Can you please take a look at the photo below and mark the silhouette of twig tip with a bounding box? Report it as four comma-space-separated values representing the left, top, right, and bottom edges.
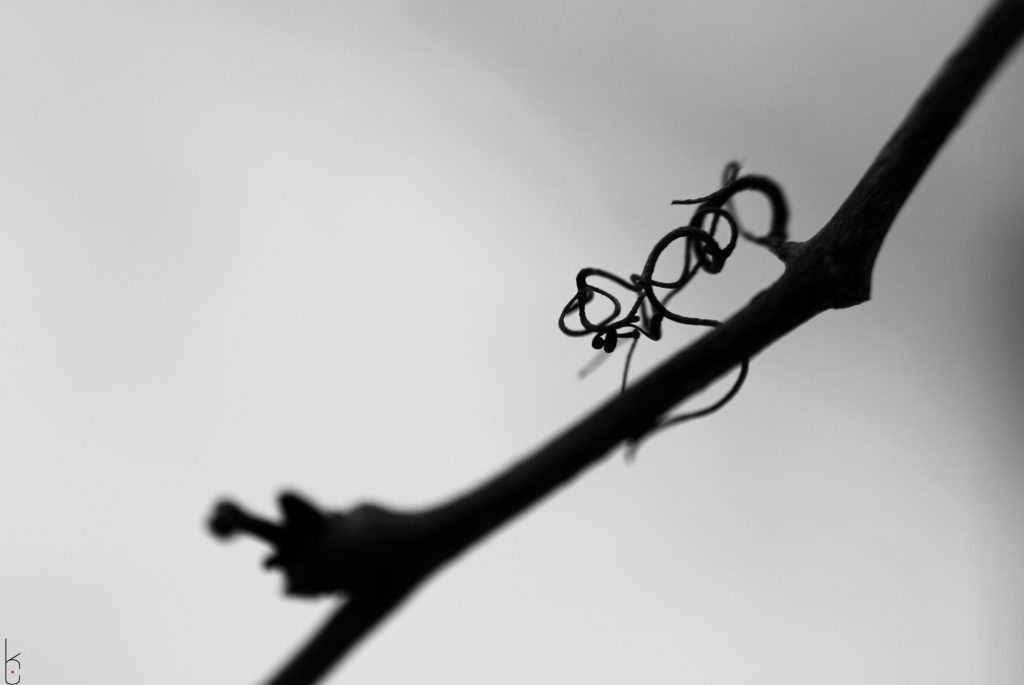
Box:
209, 501, 247, 538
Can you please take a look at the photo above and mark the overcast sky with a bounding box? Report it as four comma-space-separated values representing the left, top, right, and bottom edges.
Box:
1, 2, 1023, 684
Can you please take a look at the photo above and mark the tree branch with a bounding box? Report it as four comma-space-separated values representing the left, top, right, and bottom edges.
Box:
209, 2, 1024, 683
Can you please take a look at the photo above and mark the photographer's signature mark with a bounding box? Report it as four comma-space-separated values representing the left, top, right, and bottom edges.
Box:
4, 638, 20, 684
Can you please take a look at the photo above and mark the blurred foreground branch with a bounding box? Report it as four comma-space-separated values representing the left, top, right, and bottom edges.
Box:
210, 2, 1024, 683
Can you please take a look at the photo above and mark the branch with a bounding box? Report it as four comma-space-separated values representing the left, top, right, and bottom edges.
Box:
209, 2, 1024, 683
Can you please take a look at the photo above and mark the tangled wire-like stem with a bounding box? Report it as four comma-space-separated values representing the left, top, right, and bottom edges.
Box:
558, 162, 788, 450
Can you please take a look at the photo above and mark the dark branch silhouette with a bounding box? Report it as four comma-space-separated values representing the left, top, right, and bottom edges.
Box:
209, 2, 1024, 683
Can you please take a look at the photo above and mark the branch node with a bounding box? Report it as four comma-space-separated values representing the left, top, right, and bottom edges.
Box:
768, 239, 804, 263
209, 492, 436, 598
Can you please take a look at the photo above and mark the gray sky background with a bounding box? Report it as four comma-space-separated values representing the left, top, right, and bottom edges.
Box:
1, 2, 1022, 683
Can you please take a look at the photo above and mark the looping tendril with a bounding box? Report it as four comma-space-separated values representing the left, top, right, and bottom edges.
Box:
557, 161, 789, 455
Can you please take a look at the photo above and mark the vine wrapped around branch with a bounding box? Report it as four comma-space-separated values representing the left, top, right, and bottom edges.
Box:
559, 162, 789, 445
208, 2, 1024, 683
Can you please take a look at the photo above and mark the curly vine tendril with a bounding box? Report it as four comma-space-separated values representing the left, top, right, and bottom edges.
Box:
558, 162, 789, 456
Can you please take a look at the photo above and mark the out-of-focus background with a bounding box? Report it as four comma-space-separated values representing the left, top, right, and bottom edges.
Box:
1, 2, 1022, 683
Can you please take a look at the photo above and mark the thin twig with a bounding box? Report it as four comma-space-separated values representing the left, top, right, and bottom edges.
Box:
211, 2, 1024, 682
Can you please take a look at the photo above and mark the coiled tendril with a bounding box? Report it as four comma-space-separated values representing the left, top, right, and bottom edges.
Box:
558, 162, 789, 453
